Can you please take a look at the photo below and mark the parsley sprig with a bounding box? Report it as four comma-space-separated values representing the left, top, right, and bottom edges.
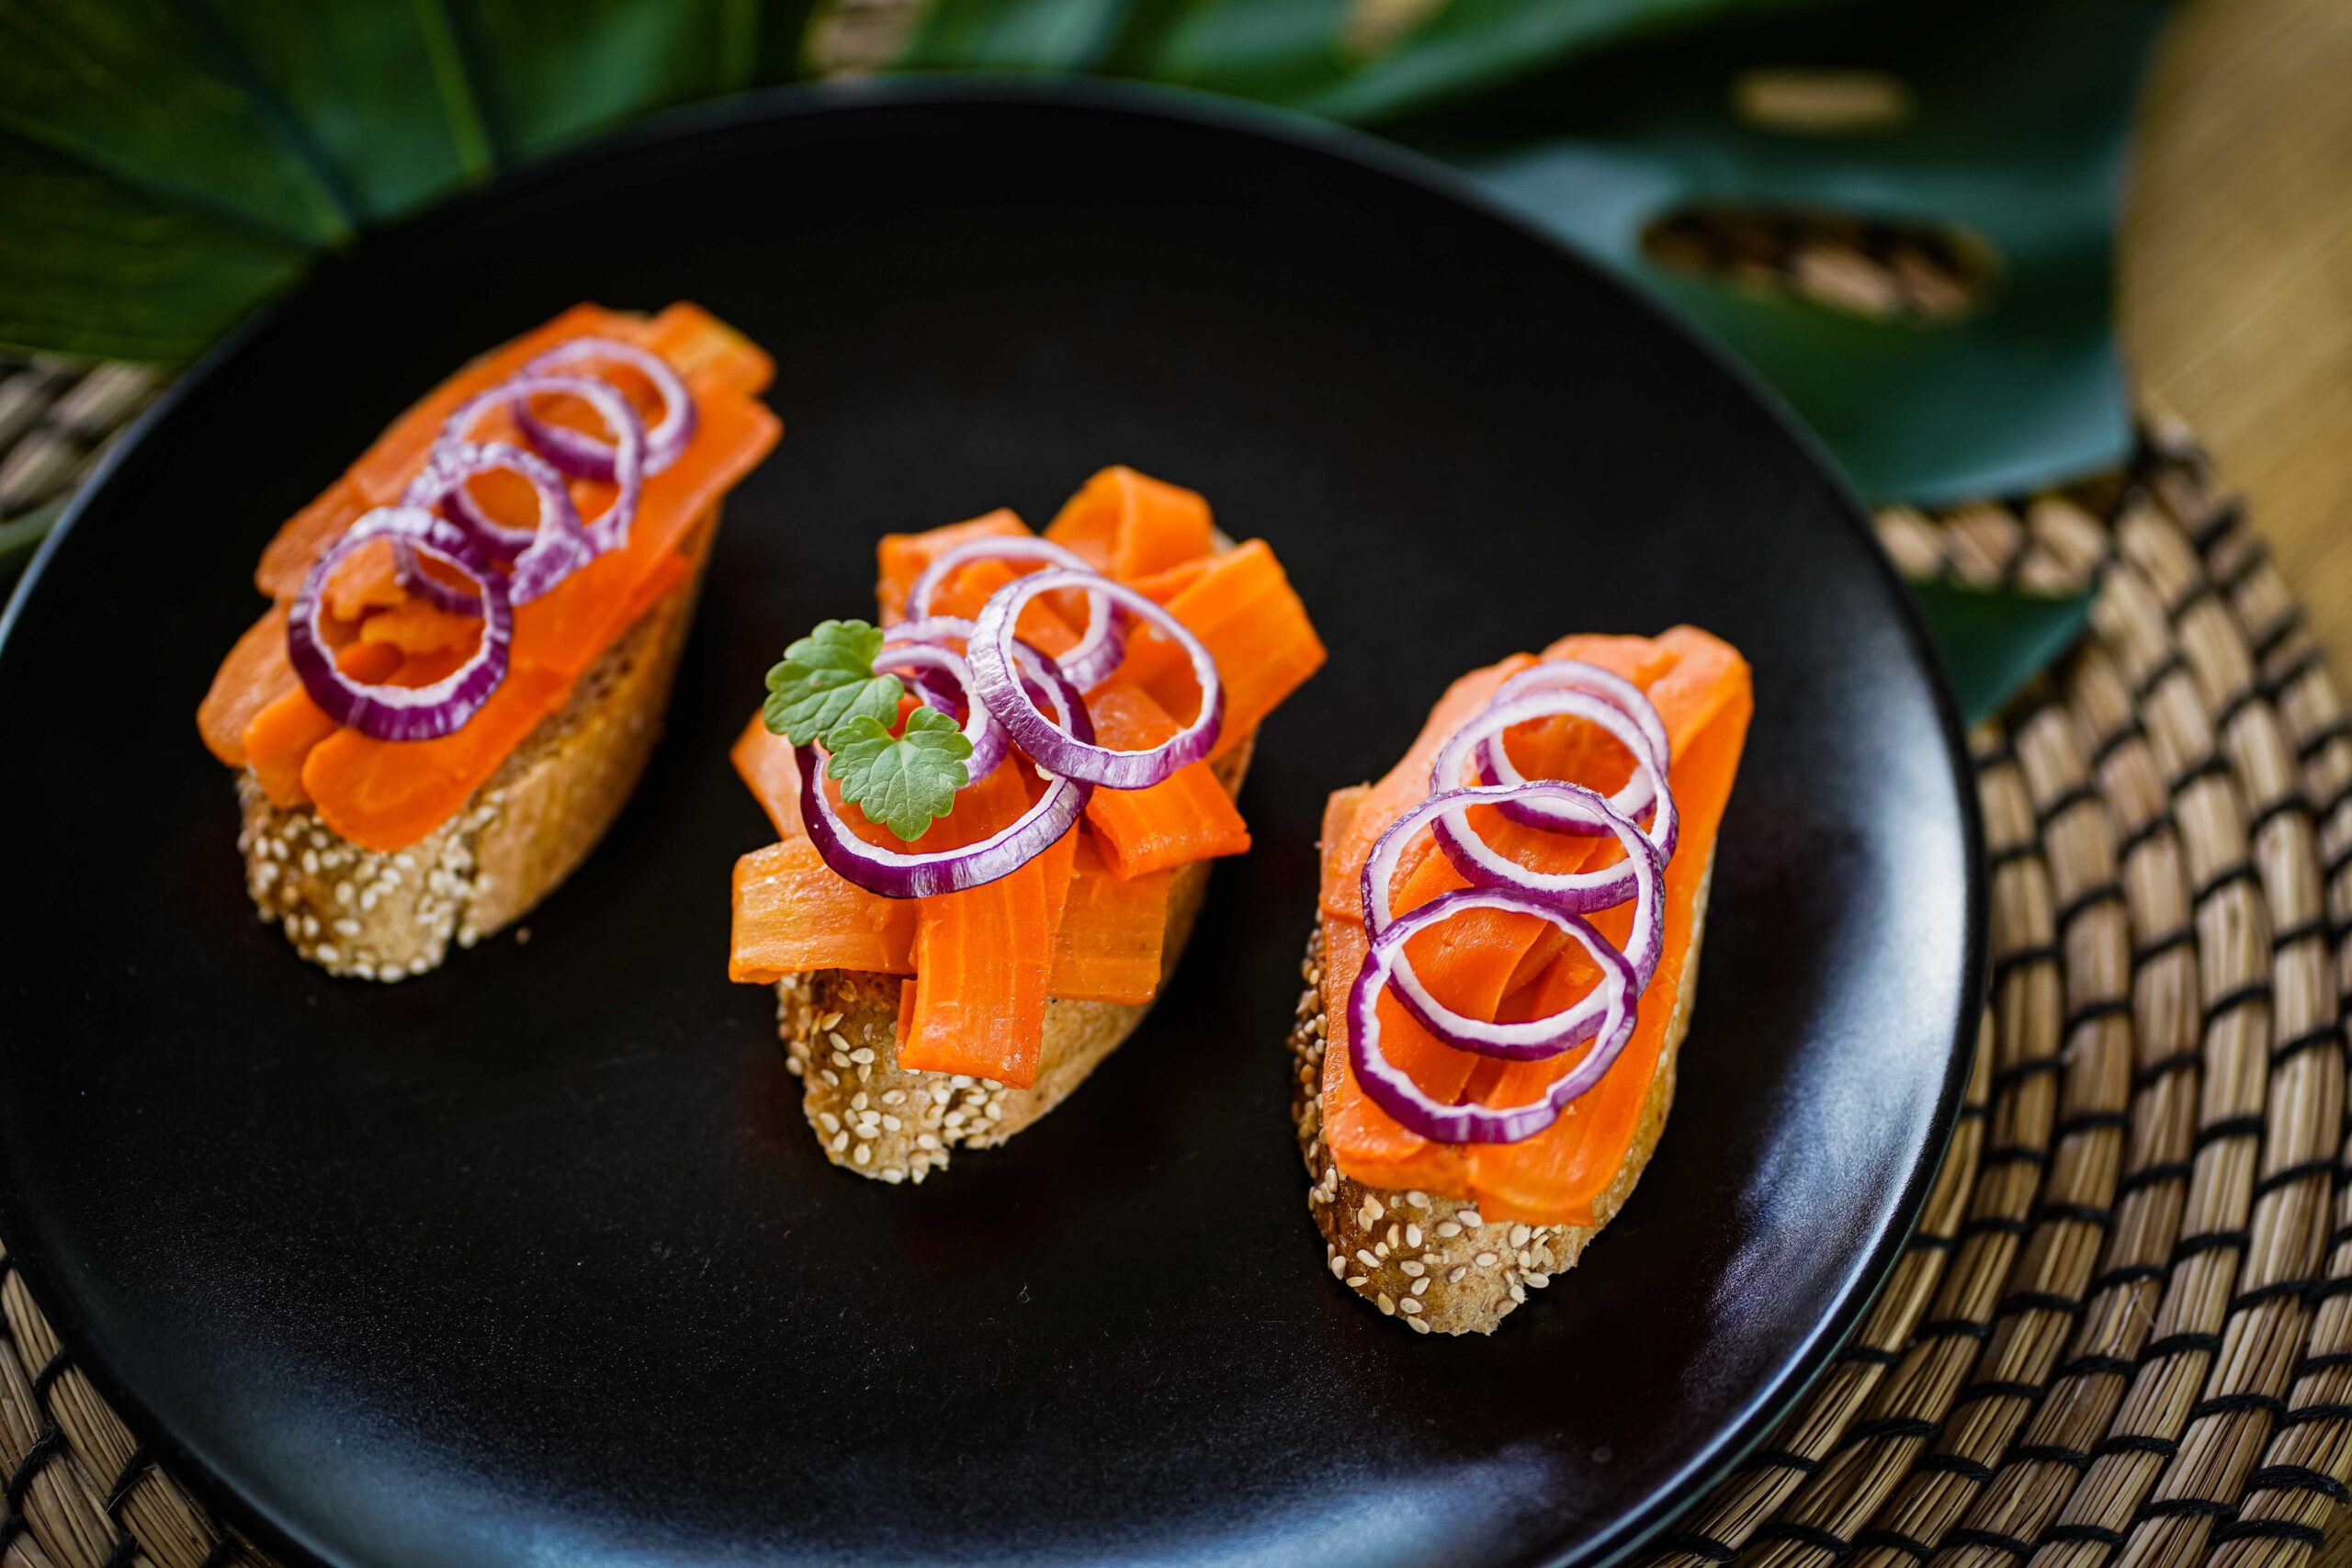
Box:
763, 619, 973, 841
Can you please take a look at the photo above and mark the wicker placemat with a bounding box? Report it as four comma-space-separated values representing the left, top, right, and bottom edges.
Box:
2, 400, 2345, 1566
1651, 414, 2352, 1567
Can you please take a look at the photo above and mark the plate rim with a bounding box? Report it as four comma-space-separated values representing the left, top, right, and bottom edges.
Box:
0, 74, 1986, 1568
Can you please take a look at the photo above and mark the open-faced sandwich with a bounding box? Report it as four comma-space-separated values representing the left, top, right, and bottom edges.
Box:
1296, 627, 1751, 1333
729, 468, 1323, 1183
197, 303, 780, 979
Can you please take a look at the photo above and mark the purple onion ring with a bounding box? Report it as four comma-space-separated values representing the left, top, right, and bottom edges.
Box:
874, 636, 1009, 784
441, 373, 644, 555
1361, 783, 1665, 1052
287, 506, 511, 743
969, 569, 1221, 790
797, 649, 1097, 899
401, 439, 595, 605
1347, 886, 1639, 1144
1437, 690, 1678, 863
516, 336, 695, 479
907, 536, 1127, 692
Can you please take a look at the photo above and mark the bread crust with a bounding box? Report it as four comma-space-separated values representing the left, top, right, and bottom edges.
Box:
774, 739, 1251, 1182
1292, 850, 1714, 1334
234, 513, 714, 981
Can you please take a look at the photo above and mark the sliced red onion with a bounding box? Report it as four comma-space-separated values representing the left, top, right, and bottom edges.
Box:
1491, 660, 1668, 773
515, 337, 695, 478
907, 536, 1127, 692
797, 649, 1097, 898
287, 506, 511, 742
1360, 783, 1664, 1050
969, 569, 1221, 790
401, 438, 594, 604
1428, 783, 1667, 990
1438, 690, 1678, 863
1348, 887, 1638, 1144
874, 637, 1008, 784
442, 373, 644, 554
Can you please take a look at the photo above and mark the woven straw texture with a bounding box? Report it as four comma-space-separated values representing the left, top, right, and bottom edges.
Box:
0, 420, 2343, 1567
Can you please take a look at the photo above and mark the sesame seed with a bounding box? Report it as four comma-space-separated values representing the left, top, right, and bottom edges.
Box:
1399, 1296, 1422, 1314
819, 1112, 842, 1134
1407, 1190, 1430, 1209
1436, 1222, 1462, 1239
1457, 1209, 1483, 1228
831, 1132, 848, 1153
854, 1143, 872, 1165
1408, 1315, 1431, 1335
850, 1047, 876, 1065
1347, 1275, 1369, 1288
1448, 1266, 1468, 1283
315, 943, 339, 964
882, 1115, 902, 1133
1329, 1256, 1347, 1280
1524, 1272, 1552, 1289
1405, 1224, 1423, 1247
917, 1134, 940, 1151
1476, 1251, 1498, 1269
1411, 1276, 1430, 1296
1510, 1224, 1532, 1247
1356, 1249, 1379, 1269
1398, 1259, 1425, 1278
1376, 1293, 1396, 1316
879, 1168, 905, 1184
851, 1091, 869, 1111
1385, 1223, 1400, 1247
1363, 1196, 1385, 1222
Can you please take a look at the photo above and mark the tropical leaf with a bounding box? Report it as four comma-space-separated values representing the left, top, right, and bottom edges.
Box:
201, 0, 494, 220
0, 0, 352, 244
1905, 578, 2095, 727
0, 133, 310, 362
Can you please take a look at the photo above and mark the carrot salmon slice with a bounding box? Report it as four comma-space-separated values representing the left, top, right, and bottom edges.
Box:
1318, 626, 1752, 1225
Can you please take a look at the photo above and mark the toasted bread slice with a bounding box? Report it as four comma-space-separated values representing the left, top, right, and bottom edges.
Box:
774, 739, 1252, 1183
235, 512, 716, 981
1291, 848, 1715, 1335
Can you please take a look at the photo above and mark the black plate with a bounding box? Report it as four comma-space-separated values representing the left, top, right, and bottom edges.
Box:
0, 84, 1981, 1568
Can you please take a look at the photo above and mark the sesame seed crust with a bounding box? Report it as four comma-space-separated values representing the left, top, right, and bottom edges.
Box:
232, 513, 714, 982
1292, 846, 1713, 1336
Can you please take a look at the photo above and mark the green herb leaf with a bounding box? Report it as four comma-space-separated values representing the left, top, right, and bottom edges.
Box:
825, 705, 974, 840
763, 618, 905, 744
1905, 578, 2096, 727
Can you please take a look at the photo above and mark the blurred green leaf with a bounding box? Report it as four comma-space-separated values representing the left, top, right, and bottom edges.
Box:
902, 0, 1129, 72
1905, 578, 2094, 727
0, 133, 310, 362
0, 0, 353, 244
202, 0, 493, 220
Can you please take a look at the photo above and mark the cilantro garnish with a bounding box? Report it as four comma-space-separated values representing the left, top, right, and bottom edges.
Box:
825, 705, 973, 840
763, 618, 975, 841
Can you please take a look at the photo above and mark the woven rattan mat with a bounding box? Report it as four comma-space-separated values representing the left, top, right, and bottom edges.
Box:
3, 413, 2347, 1564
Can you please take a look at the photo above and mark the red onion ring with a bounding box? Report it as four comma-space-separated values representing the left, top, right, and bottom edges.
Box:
969, 569, 1221, 790
441, 373, 644, 554
1436, 690, 1678, 863
907, 536, 1127, 691
1361, 783, 1664, 1052
515, 337, 695, 479
1348, 887, 1638, 1144
287, 506, 512, 742
797, 649, 1095, 898
873, 637, 1009, 784
401, 439, 594, 605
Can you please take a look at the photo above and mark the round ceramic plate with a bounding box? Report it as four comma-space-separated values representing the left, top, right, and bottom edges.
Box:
0, 84, 1981, 1568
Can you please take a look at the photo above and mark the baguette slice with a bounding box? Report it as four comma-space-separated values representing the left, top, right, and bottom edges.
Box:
236, 513, 715, 981
775, 739, 1251, 1183
1292, 848, 1715, 1336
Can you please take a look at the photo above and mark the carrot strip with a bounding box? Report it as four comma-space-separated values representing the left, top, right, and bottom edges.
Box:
1078, 678, 1250, 876
242, 687, 339, 808
1116, 539, 1325, 759
643, 302, 775, 398
256, 479, 368, 601
730, 714, 806, 840
729, 839, 917, 983
876, 509, 1027, 624
1047, 834, 1171, 1005
356, 596, 480, 655
898, 769, 1056, 1087
198, 605, 296, 767
1044, 466, 1215, 581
